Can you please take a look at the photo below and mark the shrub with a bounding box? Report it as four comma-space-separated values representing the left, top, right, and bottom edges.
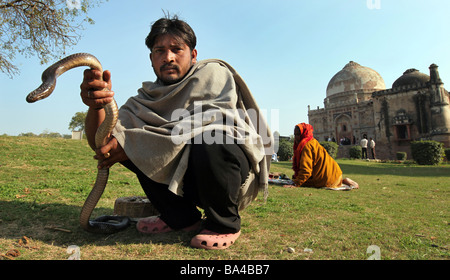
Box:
349, 145, 362, 159
277, 140, 293, 161
444, 148, 450, 162
320, 141, 339, 158
411, 140, 444, 165
396, 152, 407, 161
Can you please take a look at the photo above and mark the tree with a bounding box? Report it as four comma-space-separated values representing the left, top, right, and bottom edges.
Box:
69, 110, 87, 131
0, 0, 106, 77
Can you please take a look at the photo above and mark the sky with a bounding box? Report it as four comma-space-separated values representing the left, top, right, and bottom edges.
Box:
2, 0, 450, 137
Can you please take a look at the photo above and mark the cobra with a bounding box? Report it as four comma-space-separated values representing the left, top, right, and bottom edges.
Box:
26, 53, 130, 234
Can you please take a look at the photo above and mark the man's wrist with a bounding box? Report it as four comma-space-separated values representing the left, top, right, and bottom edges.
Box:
90, 106, 104, 111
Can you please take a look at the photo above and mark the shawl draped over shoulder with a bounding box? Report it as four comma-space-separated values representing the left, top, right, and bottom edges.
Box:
112, 59, 273, 210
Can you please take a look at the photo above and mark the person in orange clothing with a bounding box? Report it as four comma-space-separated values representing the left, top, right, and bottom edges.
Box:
291, 123, 359, 190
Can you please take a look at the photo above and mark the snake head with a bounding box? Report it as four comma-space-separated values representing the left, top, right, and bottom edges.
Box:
26, 81, 56, 103
26, 69, 57, 103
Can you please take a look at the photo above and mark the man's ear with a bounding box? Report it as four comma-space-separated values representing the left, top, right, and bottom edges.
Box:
191, 49, 198, 64
149, 53, 153, 66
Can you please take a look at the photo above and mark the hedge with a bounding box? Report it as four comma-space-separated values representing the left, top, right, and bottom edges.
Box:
277, 140, 293, 161
396, 152, 407, 161
411, 140, 444, 165
319, 141, 338, 158
445, 148, 450, 161
349, 145, 362, 159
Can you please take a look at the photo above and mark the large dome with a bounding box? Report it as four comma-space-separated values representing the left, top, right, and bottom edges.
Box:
326, 61, 386, 97
392, 68, 430, 88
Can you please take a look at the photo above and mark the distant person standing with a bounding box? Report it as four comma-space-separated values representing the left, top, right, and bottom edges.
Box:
369, 137, 376, 159
360, 135, 368, 159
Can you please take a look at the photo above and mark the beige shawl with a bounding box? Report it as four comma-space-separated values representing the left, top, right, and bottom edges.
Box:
113, 59, 272, 210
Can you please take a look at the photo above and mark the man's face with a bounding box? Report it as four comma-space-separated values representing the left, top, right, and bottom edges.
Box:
150, 34, 197, 85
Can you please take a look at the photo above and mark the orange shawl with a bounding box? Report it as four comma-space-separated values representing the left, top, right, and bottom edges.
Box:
292, 123, 314, 177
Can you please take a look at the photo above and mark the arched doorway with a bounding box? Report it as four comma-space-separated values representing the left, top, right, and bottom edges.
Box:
334, 114, 353, 145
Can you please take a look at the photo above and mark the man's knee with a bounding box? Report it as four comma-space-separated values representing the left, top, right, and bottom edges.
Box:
189, 142, 250, 184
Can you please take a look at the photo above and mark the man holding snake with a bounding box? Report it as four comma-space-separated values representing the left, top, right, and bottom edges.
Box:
79, 15, 272, 250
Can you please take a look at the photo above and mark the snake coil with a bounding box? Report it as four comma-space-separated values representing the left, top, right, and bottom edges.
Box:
27, 53, 130, 234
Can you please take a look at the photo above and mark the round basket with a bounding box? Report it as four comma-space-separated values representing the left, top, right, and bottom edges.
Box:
113, 196, 159, 218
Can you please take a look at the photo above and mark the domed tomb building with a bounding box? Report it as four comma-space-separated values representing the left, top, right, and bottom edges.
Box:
308, 61, 450, 159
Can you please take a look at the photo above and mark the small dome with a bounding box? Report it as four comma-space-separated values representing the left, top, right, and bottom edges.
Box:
392, 68, 430, 88
326, 61, 386, 97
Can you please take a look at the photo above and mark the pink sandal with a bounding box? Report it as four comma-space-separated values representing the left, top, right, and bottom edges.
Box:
190, 229, 241, 250
136, 216, 200, 234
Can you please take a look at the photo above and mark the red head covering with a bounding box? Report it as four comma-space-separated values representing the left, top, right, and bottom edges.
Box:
292, 123, 314, 176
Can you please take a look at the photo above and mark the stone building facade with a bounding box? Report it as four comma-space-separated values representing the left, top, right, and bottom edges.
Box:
308, 61, 450, 159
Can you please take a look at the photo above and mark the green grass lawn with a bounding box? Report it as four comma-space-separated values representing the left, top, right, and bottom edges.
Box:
0, 136, 448, 260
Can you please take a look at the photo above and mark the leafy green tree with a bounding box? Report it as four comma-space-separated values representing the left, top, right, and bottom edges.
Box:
69, 110, 87, 132
18, 132, 37, 137
39, 130, 62, 138
0, 0, 106, 77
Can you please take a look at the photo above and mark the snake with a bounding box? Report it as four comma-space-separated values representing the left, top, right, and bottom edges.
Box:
26, 53, 130, 234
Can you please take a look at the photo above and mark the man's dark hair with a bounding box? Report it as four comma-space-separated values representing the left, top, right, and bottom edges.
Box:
145, 15, 197, 51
